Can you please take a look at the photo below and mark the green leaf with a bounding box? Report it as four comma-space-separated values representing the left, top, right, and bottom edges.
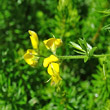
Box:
84, 56, 89, 63
78, 38, 87, 51
70, 41, 84, 52
102, 24, 110, 30
29, 97, 38, 106
87, 43, 92, 51
74, 50, 85, 55
89, 47, 97, 57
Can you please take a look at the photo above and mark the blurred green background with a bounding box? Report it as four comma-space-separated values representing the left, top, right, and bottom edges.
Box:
0, 0, 110, 110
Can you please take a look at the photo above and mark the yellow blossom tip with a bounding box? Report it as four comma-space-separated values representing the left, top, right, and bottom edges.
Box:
28, 30, 39, 49
28, 30, 36, 35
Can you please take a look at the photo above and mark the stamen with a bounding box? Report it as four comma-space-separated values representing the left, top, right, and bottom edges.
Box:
45, 78, 51, 83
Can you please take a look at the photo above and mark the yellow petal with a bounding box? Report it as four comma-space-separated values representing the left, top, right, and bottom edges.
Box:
43, 55, 59, 67
28, 30, 38, 49
47, 63, 59, 76
43, 38, 56, 49
24, 49, 38, 67
55, 39, 62, 47
43, 40, 49, 49
51, 75, 62, 86
27, 49, 38, 55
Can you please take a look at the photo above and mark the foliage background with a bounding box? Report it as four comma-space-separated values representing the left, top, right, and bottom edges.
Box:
0, 0, 110, 110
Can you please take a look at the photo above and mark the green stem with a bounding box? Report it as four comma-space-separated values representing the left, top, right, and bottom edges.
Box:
58, 54, 110, 59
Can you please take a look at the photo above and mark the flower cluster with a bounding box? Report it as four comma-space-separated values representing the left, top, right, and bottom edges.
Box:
24, 30, 62, 86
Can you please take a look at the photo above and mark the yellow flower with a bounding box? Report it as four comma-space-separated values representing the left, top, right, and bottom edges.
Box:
24, 49, 39, 67
43, 55, 62, 85
43, 38, 62, 53
43, 55, 59, 67
48, 63, 61, 85
28, 30, 39, 49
